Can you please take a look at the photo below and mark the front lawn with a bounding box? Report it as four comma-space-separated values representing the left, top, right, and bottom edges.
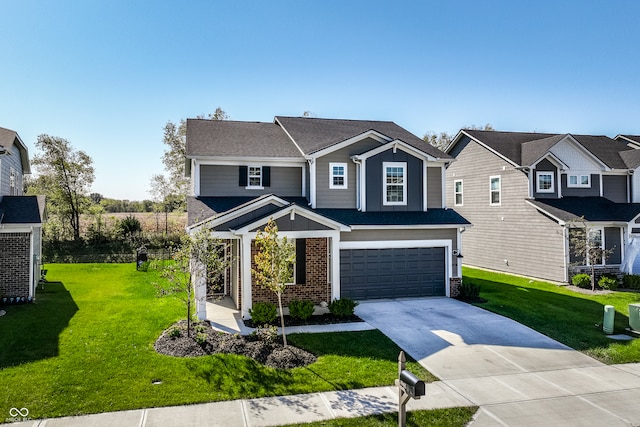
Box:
463, 266, 640, 364
0, 264, 432, 420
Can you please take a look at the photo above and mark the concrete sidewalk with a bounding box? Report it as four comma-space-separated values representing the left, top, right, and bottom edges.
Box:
9, 384, 474, 427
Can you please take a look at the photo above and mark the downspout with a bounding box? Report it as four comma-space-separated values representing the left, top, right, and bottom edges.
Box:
352, 157, 362, 211
307, 158, 316, 208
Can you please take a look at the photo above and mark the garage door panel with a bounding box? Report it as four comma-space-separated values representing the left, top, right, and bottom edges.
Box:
340, 247, 446, 299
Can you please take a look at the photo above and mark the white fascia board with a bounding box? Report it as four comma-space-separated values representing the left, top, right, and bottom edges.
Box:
562, 135, 610, 171
239, 229, 340, 240
340, 239, 452, 250
349, 223, 468, 230
191, 157, 306, 167
352, 140, 438, 162
310, 130, 391, 158
231, 204, 350, 234
524, 200, 567, 225
530, 152, 569, 170
443, 130, 467, 154
187, 195, 290, 232
0, 225, 37, 232
457, 130, 521, 168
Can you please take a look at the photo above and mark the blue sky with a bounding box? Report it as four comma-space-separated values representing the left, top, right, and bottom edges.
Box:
2, 1, 639, 200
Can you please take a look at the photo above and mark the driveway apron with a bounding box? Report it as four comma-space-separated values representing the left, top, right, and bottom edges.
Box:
356, 298, 640, 426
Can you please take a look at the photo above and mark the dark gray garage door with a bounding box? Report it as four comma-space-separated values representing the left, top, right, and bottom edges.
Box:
340, 247, 446, 299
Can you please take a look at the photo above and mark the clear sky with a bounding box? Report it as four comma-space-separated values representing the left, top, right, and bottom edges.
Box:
2, 1, 639, 200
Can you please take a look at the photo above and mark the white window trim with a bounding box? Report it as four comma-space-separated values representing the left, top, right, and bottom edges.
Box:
454, 179, 463, 206
490, 175, 501, 206
9, 167, 16, 195
383, 162, 407, 206
536, 171, 554, 193
329, 162, 348, 189
567, 174, 591, 188
246, 166, 263, 189
587, 227, 605, 266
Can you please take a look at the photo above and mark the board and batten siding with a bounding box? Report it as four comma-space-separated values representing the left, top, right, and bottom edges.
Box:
602, 175, 628, 203
533, 159, 558, 199
446, 136, 566, 282
561, 174, 600, 197
426, 166, 443, 208
0, 144, 24, 195
199, 165, 302, 197
315, 138, 380, 209
365, 148, 423, 212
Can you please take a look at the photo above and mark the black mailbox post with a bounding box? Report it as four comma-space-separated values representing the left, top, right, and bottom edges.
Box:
400, 369, 425, 398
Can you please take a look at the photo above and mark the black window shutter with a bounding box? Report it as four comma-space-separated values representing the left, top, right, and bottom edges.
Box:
296, 238, 306, 284
239, 166, 248, 186
262, 166, 271, 187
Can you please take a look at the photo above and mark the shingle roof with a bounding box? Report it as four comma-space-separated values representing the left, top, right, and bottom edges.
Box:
618, 135, 640, 145
463, 130, 636, 169
0, 127, 30, 173
0, 196, 45, 224
275, 116, 451, 159
0, 127, 18, 150
314, 208, 470, 226
527, 197, 640, 222
187, 196, 310, 226
185, 119, 303, 158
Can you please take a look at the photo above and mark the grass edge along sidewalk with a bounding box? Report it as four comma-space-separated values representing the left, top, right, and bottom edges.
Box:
463, 266, 640, 364
0, 263, 435, 421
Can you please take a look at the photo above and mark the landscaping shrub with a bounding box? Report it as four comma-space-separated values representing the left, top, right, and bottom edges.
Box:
167, 326, 181, 338
328, 298, 358, 317
457, 281, 481, 300
598, 275, 618, 291
254, 324, 278, 343
249, 302, 277, 325
194, 332, 208, 345
288, 299, 315, 320
572, 273, 591, 289
623, 274, 640, 290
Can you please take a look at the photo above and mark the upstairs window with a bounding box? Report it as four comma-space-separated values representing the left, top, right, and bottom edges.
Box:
490, 175, 501, 205
454, 180, 463, 206
239, 166, 270, 188
568, 174, 591, 188
329, 163, 347, 189
383, 162, 406, 206
9, 167, 16, 195
536, 171, 554, 193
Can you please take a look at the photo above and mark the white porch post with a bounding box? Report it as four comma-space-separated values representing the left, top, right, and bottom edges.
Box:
241, 235, 253, 319
194, 259, 207, 320
331, 232, 341, 301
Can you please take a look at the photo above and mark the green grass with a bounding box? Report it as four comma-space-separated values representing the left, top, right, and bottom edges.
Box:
463, 266, 640, 364
280, 407, 477, 426
0, 263, 433, 421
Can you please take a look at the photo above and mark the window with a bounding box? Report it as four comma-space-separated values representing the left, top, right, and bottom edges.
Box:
248, 166, 262, 188
490, 176, 501, 205
454, 180, 463, 206
286, 238, 306, 285
568, 174, 591, 188
536, 171, 554, 193
9, 167, 16, 195
383, 162, 406, 205
588, 228, 604, 265
329, 163, 347, 189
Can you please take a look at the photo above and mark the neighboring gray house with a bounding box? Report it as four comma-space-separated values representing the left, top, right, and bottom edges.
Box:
0, 127, 45, 303
445, 130, 640, 283
186, 116, 470, 319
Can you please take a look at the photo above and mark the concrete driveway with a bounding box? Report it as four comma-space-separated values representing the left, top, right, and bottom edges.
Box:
356, 297, 640, 426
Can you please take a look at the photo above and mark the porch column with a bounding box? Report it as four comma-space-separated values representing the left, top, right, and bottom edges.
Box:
193, 259, 207, 320
241, 235, 253, 319
331, 233, 340, 301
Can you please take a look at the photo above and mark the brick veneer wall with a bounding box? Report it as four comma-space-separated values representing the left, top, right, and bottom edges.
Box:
0, 233, 31, 298
251, 237, 331, 306
449, 277, 462, 298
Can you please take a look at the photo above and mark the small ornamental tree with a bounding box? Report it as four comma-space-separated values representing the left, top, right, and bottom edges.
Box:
568, 217, 614, 291
157, 228, 229, 337
252, 219, 296, 347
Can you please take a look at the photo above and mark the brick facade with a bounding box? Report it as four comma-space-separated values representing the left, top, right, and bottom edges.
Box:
251, 237, 331, 306
0, 233, 31, 298
449, 277, 462, 298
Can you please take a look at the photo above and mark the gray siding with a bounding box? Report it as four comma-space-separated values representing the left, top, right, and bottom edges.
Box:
215, 204, 280, 231
315, 138, 380, 209
561, 174, 600, 197
0, 145, 24, 195
446, 138, 566, 282
427, 167, 443, 208
365, 148, 423, 212
533, 159, 558, 199
602, 175, 628, 203
199, 165, 302, 197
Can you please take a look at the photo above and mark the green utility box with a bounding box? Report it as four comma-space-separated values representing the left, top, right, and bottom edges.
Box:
629, 303, 640, 332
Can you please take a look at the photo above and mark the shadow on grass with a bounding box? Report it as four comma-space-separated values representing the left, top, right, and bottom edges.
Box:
0, 281, 78, 369
463, 275, 634, 353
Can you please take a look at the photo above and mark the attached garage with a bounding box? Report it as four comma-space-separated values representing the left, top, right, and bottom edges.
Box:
340, 246, 446, 299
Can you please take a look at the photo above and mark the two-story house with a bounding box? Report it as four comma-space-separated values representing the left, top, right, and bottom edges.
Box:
186, 116, 470, 319
445, 129, 640, 283
0, 127, 45, 303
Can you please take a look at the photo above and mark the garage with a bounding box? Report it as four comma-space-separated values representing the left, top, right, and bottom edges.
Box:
340, 247, 446, 299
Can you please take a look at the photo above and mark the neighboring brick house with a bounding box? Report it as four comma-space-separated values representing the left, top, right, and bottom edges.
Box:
445, 130, 640, 283
0, 127, 45, 303
186, 116, 470, 319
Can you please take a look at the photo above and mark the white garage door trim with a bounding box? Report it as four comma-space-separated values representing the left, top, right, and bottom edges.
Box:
339, 239, 452, 297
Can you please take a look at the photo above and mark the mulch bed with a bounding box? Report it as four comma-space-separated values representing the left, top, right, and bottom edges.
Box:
154, 320, 317, 369
242, 313, 363, 329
